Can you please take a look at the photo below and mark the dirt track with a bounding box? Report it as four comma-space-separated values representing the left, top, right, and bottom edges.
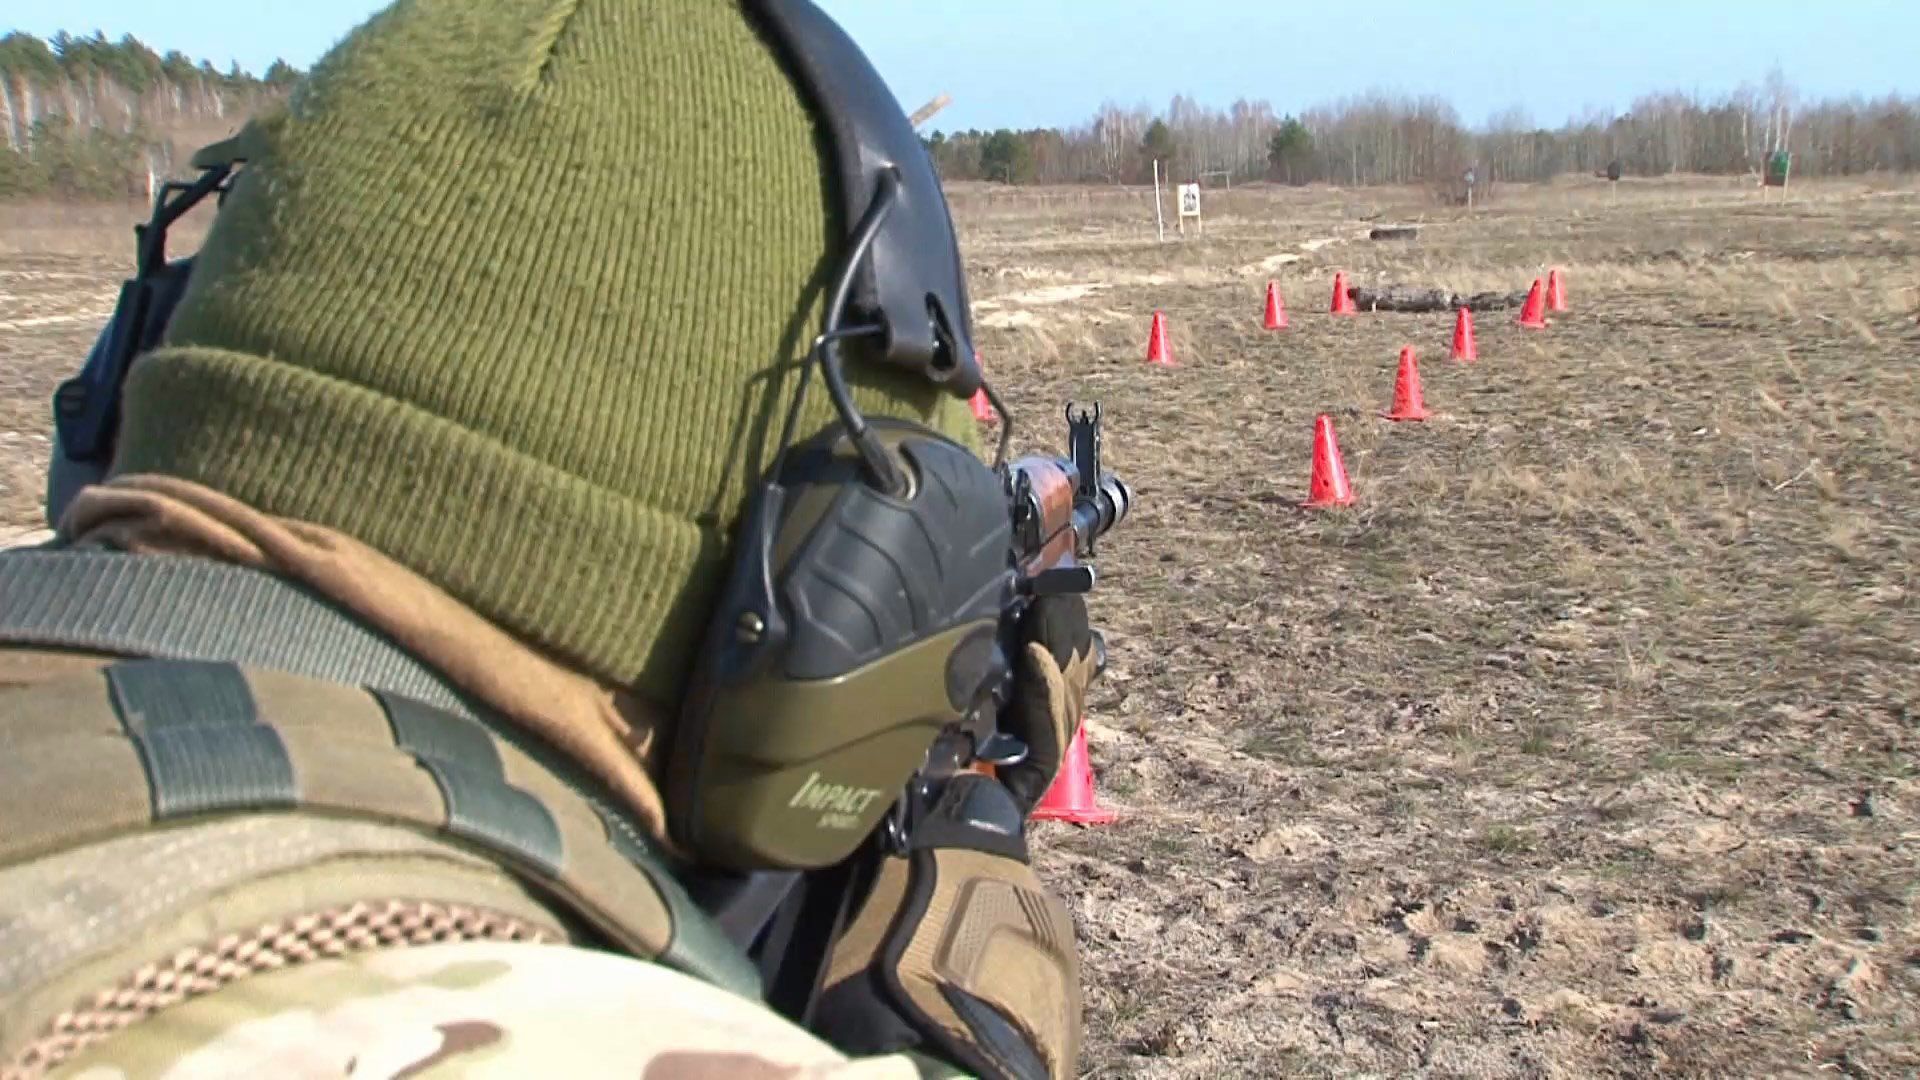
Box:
4, 178, 1919, 1076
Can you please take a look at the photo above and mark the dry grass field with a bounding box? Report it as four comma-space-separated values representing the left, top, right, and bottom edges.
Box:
0, 201, 179, 539
3, 174, 1918, 1077
951, 174, 1920, 1078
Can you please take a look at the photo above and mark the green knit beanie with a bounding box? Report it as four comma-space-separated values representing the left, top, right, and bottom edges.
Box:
112, 0, 979, 703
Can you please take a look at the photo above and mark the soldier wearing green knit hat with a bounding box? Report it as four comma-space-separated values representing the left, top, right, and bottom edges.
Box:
0, 2, 1100, 1077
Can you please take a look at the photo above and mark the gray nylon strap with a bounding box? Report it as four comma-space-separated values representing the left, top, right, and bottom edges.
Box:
106, 660, 298, 817
140, 726, 299, 817
597, 804, 760, 995
414, 757, 566, 878
0, 549, 668, 879
378, 690, 504, 773
107, 658, 256, 733
374, 690, 565, 878
0, 549, 478, 720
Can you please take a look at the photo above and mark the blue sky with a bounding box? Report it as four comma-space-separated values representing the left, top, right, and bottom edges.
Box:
8, 2, 1917, 132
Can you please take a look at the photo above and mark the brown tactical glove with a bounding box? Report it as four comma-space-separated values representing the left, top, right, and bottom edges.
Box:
813, 775, 1082, 1080
999, 593, 1099, 815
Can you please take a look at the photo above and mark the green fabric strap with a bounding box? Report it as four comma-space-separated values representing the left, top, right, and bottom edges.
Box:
108, 660, 300, 818
377, 689, 566, 876
0, 549, 479, 719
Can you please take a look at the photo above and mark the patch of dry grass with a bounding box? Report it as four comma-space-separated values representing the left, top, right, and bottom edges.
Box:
958, 176, 1919, 1077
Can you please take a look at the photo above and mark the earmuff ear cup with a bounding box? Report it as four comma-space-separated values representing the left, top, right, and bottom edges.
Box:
771, 423, 1006, 679
669, 420, 1012, 870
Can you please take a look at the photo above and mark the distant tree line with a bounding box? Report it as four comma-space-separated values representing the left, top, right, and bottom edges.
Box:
0, 31, 293, 199
4, 34, 1916, 202
927, 70, 1920, 194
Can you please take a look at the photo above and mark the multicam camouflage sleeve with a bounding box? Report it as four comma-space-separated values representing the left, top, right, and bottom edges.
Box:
49, 940, 966, 1080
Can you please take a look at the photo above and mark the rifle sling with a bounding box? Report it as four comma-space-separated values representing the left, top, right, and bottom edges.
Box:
0, 548, 479, 717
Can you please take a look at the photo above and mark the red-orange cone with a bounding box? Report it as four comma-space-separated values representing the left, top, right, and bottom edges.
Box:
1451, 307, 1478, 361
1546, 268, 1568, 312
1330, 272, 1357, 315
968, 351, 995, 422
1301, 414, 1354, 508
1145, 310, 1175, 365
1031, 725, 1117, 825
1517, 279, 1548, 329
1263, 281, 1289, 329
1381, 346, 1431, 422
969, 387, 993, 422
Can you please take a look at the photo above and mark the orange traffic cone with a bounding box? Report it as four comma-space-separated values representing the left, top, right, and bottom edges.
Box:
1381, 346, 1431, 422
1031, 725, 1118, 825
1330, 272, 1357, 315
1264, 281, 1289, 329
1301, 414, 1354, 508
969, 387, 994, 422
968, 351, 995, 422
1517, 279, 1548, 329
1145, 310, 1175, 365
1546, 268, 1568, 312
1451, 307, 1478, 361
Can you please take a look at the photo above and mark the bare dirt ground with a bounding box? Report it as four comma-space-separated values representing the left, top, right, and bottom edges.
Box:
949, 175, 1920, 1078
4, 176, 1917, 1077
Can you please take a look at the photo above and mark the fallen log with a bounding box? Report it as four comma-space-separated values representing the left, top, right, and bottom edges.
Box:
1368, 226, 1420, 241
1348, 285, 1530, 313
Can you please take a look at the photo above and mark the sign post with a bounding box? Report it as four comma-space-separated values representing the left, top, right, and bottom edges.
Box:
1176, 182, 1201, 236
1607, 158, 1622, 205
1463, 167, 1476, 213
1152, 159, 1166, 242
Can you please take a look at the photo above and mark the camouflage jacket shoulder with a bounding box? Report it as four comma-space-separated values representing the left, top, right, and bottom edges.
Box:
0, 653, 901, 1076
48, 940, 963, 1079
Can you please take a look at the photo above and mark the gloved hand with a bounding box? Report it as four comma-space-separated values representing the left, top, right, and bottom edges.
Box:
998, 593, 1099, 815
812, 774, 1081, 1080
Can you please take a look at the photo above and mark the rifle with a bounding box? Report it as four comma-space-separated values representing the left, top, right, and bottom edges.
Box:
740, 401, 1133, 1022
910, 401, 1133, 792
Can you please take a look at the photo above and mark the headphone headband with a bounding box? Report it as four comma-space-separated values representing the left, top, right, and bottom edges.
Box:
746, 0, 981, 396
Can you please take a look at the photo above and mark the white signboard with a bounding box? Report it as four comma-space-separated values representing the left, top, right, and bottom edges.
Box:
1176, 182, 1202, 234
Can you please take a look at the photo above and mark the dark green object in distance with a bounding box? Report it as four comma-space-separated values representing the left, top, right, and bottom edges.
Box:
1765, 150, 1791, 187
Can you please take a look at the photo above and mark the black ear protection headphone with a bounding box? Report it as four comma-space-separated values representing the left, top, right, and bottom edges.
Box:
665, 0, 1036, 877
46, 0, 1023, 870
662, 6, 1047, 1020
